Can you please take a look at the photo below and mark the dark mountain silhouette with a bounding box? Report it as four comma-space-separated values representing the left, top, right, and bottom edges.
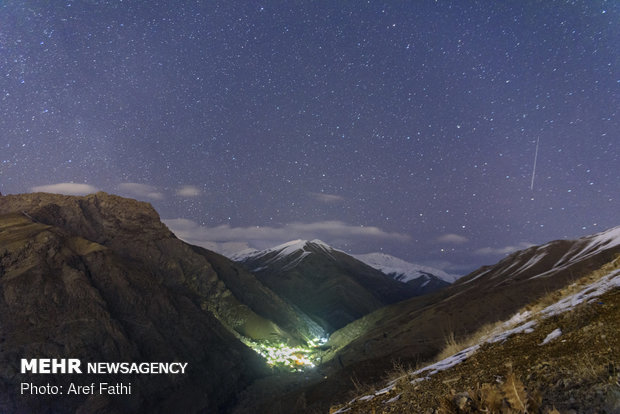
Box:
2, 192, 617, 413
243, 226, 620, 413
234, 240, 423, 333
0, 192, 320, 413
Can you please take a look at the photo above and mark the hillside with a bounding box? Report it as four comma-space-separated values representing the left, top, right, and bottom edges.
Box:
331, 257, 620, 413
2, 192, 618, 413
245, 226, 620, 413
0, 211, 264, 413
323, 226, 620, 369
353, 252, 456, 294
234, 240, 422, 333
0, 192, 321, 413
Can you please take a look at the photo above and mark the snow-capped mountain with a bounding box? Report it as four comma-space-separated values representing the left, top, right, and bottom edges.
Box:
353, 252, 461, 284
232, 239, 426, 332
231, 239, 340, 271
461, 224, 620, 286
324, 224, 620, 383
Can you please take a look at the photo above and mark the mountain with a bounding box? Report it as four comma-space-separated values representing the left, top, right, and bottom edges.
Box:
332, 256, 620, 413
0, 192, 321, 413
353, 252, 458, 294
249, 226, 620, 413
326, 225, 620, 368
353, 252, 459, 283
4, 191, 618, 413
233, 240, 423, 333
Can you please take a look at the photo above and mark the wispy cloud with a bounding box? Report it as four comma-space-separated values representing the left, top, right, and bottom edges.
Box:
117, 183, 164, 200
164, 218, 411, 256
31, 182, 98, 195
474, 242, 535, 256
309, 192, 345, 203
436, 233, 469, 244
177, 185, 201, 197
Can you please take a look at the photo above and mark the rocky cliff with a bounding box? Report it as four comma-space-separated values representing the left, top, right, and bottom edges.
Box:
0, 192, 318, 413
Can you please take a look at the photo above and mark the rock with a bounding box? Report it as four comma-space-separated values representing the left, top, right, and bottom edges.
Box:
604, 387, 620, 413
453, 392, 471, 411
0, 192, 323, 413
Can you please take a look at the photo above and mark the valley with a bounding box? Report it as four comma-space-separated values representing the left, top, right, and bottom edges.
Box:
0, 192, 618, 413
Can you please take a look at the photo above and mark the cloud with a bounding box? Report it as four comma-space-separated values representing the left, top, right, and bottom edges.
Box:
437, 233, 469, 244
163, 218, 411, 256
177, 185, 201, 197
117, 183, 164, 200
474, 242, 535, 256
309, 192, 345, 203
192, 241, 252, 257
31, 182, 98, 195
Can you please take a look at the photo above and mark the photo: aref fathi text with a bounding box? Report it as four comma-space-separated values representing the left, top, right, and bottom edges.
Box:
21, 381, 132, 396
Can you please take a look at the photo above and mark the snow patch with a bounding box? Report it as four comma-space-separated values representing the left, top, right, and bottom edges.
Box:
488, 320, 537, 343
384, 394, 401, 404
412, 344, 481, 378
509, 251, 548, 276
354, 252, 460, 283
503, 311, 532, 327
375, 384, 394, 395
333, 265, 620, 413
540, 328, 562, 345
461, 267, 492, 284
541, 269, 620, 317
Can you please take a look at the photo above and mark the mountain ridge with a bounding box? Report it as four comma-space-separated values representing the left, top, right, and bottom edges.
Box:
234, 239, 425, 333
230, 240, 457, 287
325, 225, 620, 368
0, 210, 265, 413
250, 225, 620, 413
353, 252, 460, 283
0, 192, 328, 413
331, 257, 620, 413
3, 192, 618, 413
0, 192, 323, 344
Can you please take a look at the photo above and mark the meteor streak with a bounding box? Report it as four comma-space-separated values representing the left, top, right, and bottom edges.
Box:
530, 136, 540, 191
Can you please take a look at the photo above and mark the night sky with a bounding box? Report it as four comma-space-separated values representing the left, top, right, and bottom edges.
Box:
1, 1, 618, 273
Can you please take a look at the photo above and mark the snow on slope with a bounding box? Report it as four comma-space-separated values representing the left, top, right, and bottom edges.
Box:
230, 241, 461, 284
354, 252, 460, 283
464, 224, 620, 285
228, 248, 260, 262
333, 266, 620, 413
229, 239, 338, 270
540, 224, 620, 277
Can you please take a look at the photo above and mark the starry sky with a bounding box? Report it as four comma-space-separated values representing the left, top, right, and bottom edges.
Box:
1, 0, 618, 274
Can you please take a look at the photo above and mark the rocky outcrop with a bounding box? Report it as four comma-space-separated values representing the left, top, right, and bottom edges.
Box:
0, 193, 320, 344
0, 192, 320, 413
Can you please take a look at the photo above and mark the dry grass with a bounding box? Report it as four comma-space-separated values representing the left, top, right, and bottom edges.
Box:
434, 320, 506, 363
569, 353, 606, 381
437, 369, 548, 414
332, 256, 620, 414
524, 254, 620, 315
432, 255, 620, 366
383, 358, 421, 387
439, 370, 557, 414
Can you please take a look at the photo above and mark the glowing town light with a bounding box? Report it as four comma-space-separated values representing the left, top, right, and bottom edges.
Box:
242, 338, 323, 371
